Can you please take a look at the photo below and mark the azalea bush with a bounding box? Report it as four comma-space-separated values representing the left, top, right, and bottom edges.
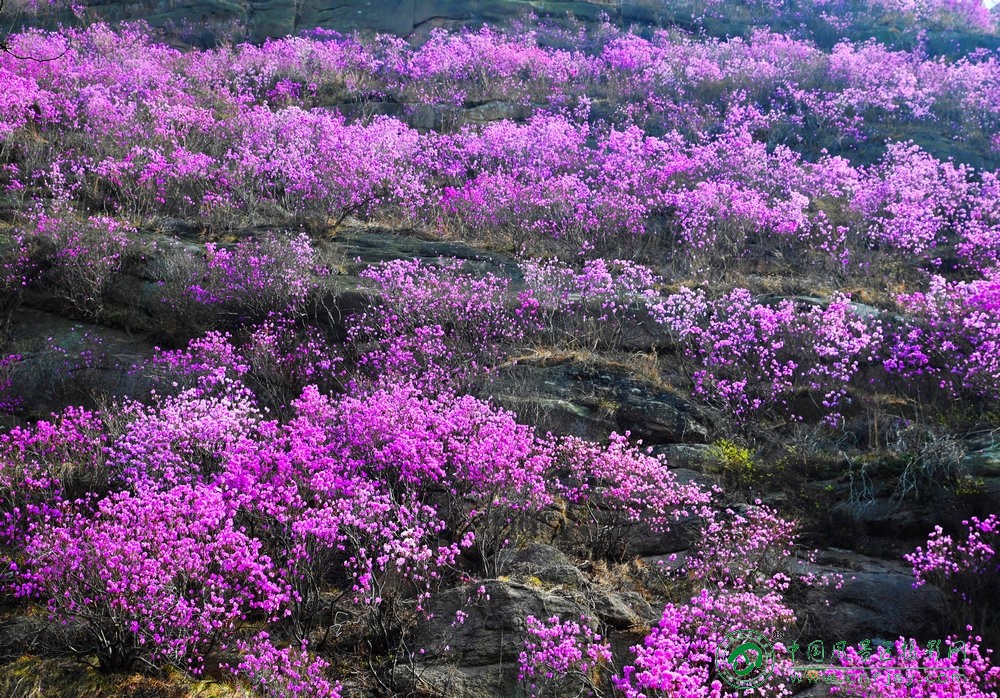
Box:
229, 633, 342, 698
555, 432, 714, 559
886, 271, 1000, 402
14, 483, 292, 674
655, 288, 883, 423
183, 231, 323, 325
519, 614, 613, 697
823, 634, 1000, 697
906, 516, 1000, 636
518, 256, 664, 349
348, 258, 522, 391
614, 588, 797, 698
16, 205, 131, 318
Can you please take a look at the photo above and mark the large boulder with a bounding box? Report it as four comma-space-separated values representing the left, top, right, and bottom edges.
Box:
392, 662, 523, 698
297, 0, 417, 39
410, 579, 589, 667
964, 435, 1000, 478
799, 549, 947, 644
4, 309, 155, 416
489, 360, 719, 443
616, 389, 713, 444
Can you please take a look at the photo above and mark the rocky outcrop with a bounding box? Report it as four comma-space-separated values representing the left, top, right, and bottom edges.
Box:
964, 435, 1000, 478
490, 360, 720, 443
410, 577, 589, 667
52, 0, 999, 58
69, 0, 626, 42
4, 308, 155, 417
799, 549, 948, 644
392, 545, 659, 696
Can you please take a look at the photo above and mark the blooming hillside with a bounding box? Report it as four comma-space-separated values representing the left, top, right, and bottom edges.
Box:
1, 1, 999, 696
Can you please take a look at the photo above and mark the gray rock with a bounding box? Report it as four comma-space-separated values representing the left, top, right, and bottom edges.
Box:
669, 467, 716, 489
963, 436, 1000, 477
617, 389, 712, 444
512, 543, 573, 569
490, 361, 717, 443
829, 496, 956, 543
625, 519, 695, 556
642, 550, 687, 573
464, 100, 533, 123
334, 226, 518, 278
5, 309, 155, 415
412, 580, 588, 666
414, 0, 466, 24
392, 662, 522, 698
299, 0, 416, 37
513, 562, 587, 589
849, 301, 883, 319
651, 443, 715, 471
250, 0, 298, 39
509, 545, 587, 588
590, 589, 655, 629
495, 394, 610, 440
798, 550, 947, 643
975, 477, 1000, 514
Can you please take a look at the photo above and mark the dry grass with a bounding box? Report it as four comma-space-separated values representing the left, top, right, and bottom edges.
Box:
502, 345, 681, 394
0, 657, 245, 698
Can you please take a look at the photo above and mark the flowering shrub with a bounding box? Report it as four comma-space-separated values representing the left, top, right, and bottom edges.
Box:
518, 614, 612, 697
684, 502, 798, 592
183, 231, 322, 324
518, 256, 663, 349
288, 384, 550, 577
555, 432, 714, 559
6, 20, 1000, 265
0, 406, 107, 547
656, 287, 799, 417
107, 383, 262, 488
222, 109, 422, 229
430, 114, 683, 247
17, 205, 131, 318
614, 588, 796, 698
906, 516, 999, 634
229, 633, 342, 698
823, 634, 1000, 696
5, 10, 1000, 694
656, 289, 883, 422
850, 141, 972, 259
138, 331, 252, 395
14, 483, 291, 673
886, 272, 1000, 401
0, 353, 23, 413
241, 316, 345, 409
348, 258, 521, 390
138, 318, 344, 410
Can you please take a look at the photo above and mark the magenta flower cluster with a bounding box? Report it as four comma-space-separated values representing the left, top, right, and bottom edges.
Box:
823, 633, 1000, 695
2, 364, 722, 678
348, 258, 521, 391
228, 633, 342, 698
5, 22, 1000, 269
655, 287, 883, 421
614, 588, 796, 698
518, 614, 612, 696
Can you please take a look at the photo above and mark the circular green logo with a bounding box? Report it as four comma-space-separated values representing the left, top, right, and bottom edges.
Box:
716, 629, 775, 690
